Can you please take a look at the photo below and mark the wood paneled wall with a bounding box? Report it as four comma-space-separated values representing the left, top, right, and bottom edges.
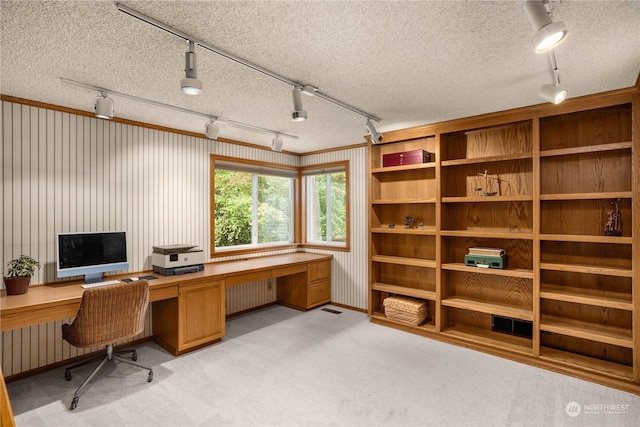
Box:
1, 100, 367, 377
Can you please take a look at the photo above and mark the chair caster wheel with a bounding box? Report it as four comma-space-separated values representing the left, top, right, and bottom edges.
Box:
147, 371, 153, 382
65, 370, 72, 381
132, 351, 137, 361
70, 396, 79, 410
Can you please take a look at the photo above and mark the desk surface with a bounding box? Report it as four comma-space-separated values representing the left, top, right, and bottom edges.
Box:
1, 252, 332, 331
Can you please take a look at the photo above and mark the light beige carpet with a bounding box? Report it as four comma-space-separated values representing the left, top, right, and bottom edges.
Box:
7, 305, 640, 426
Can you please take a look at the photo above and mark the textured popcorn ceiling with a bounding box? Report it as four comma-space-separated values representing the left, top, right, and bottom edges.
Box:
1, 1, 639, 153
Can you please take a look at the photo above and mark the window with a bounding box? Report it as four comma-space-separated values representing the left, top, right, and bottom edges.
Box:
211, 157, 298, 254
303, 161, 349, 250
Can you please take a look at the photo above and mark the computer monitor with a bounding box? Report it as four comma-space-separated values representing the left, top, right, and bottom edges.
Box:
56, 231, 129, 283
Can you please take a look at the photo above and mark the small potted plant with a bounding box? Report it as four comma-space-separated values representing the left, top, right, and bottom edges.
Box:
4, 255, 41, 295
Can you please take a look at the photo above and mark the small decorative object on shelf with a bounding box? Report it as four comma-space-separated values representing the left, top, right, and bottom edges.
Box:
464, 247, 507, 269
475, 170, 507, 196
604, 198, 622, 236
382, 149, 432, 167
417, 222, 424, 230
404, 216, 414, 229
388, 224, 395, 229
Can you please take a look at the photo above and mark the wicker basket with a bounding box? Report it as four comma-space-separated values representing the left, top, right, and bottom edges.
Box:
383, 295, 428, 326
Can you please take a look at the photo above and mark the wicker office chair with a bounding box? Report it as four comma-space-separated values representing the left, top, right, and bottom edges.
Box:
62, 280, 153, 410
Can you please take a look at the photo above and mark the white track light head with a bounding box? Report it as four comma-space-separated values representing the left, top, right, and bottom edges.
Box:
539, 83, 567, 104
205, 120, 220, 139
291, 87, 308, 121
94, 95, 114, 119
272, 136, 283, 152
366, 118, 383, 144
181, 41, 203, 95
523, 0, 569, 53
523, 0, 568, 53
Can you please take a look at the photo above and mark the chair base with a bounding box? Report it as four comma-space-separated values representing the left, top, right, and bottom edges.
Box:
65, 344, 153, 410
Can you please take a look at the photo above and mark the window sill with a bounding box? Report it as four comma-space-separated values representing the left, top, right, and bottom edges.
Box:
211, 243, 300, 258
301, 243, 350, 252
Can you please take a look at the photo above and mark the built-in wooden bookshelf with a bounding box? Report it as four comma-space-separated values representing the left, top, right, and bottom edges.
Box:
368, 88, 639, 394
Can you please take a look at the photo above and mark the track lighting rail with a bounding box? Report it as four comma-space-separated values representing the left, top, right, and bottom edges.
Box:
115, 3, 381, 122
60, 78, 299, 140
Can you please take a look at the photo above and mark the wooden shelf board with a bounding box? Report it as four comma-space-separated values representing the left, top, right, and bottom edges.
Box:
442, 263, 534, 279
371, 162, 436, 174
370, 227, 436, 235
539, 262, 633, 277
539, 234, 633, 244
370, 311, 436, 332
539, 347, 634, 380
441, 152, 532, 167
372, 255, 436, 269
540, 316, 633, 348
441, 326, 532, 355
540, 284, 633, 311
440, 230, 534, 239
540, 141, 632, 158
441, 195, 533, 203
372, 283, 436, 300
371, 198, 436, 205
442, 297, 533, 321
540, 191, 632, 201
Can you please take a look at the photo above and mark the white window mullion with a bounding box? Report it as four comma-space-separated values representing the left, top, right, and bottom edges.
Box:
325, 173, 332, 243
251, 173, 258, 244
289, 179, 295, 241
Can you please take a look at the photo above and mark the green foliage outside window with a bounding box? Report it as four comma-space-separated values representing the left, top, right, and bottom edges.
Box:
214, 170, 252, 247
308, 171, 346, 243
330, 172, 347, 242
257, 175, 291, 243
214, 169, 292, 248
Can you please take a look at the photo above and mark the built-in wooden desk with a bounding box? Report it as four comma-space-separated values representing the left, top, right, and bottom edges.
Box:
1, 253, 332, 356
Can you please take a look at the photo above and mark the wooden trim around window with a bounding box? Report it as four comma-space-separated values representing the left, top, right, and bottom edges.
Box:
300, 160, 351, 251
210, 155, 301, 256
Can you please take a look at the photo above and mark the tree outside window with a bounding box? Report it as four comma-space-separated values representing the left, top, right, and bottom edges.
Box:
303, 161, 349, 249
212, 158, 296, 252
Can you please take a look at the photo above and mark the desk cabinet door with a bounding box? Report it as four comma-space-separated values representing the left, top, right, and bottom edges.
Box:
179, 280, 225, 350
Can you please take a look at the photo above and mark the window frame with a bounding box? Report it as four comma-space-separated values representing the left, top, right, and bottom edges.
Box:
210, 155, 300, 257
301, 160, 350, 252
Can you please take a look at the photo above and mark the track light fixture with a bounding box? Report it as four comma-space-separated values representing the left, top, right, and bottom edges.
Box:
116, 4, 381, 123
291, 87, 308, 122
205, 120, 220, 140
538, 83, 567, 104
366, 118, 383, 144
272, 135, 284, 152
61, 78, 299, 144
523, 0, 568, 53
181, 41, 203, 95
94, 92, 114, 119
538, 51, 567, 104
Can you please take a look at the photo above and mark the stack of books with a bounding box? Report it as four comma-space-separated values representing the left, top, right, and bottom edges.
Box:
464, 247, 507, 269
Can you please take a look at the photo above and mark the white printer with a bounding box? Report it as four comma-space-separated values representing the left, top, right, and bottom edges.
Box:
152, 244, 205, 275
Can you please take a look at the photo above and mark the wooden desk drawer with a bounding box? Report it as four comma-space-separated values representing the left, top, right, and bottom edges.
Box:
309, 261, 331, 284
272, 264, 307, 277
225, 270, 272, 287
150, 284, 179, 302
308, 281, 331, 307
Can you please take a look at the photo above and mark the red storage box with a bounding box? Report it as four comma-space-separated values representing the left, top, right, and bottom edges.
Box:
382, 149, 431, 167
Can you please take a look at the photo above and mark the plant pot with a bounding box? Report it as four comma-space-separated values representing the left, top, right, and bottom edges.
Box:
4, 277, 31, 295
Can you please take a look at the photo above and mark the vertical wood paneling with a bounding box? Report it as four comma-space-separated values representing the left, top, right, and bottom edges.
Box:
0, 102, 209, 375
1, 100, 368, 376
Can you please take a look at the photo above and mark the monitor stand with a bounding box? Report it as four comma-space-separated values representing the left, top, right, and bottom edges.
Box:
84, 273, 104, 284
